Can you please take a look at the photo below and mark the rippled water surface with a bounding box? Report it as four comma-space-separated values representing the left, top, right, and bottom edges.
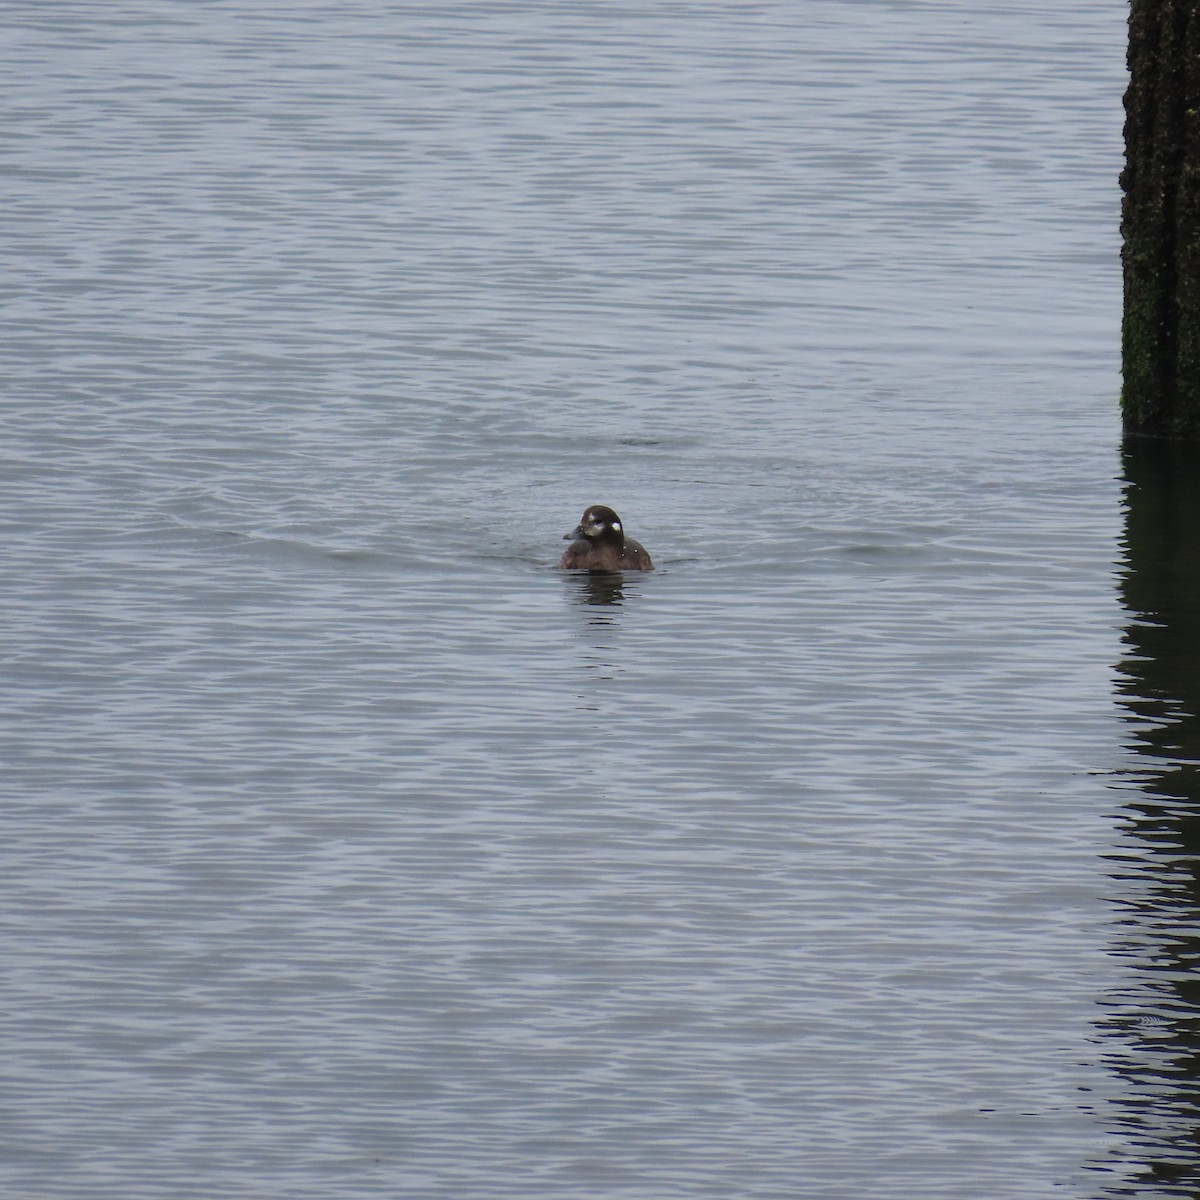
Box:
3, 2, 1175, 1197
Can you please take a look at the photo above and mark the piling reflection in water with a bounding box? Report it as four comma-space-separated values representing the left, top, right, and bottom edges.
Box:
1107, 439, 1200, 1194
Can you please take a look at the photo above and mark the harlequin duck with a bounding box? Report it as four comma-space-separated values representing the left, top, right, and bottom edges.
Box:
559, 504, 654, 572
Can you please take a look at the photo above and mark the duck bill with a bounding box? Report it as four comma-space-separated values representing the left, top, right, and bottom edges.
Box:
564, 525, 584, 541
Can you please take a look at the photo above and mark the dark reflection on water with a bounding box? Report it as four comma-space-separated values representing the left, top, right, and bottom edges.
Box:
1106, 439, 1200, 1195
567, 570, 627, 612
564, 570, 635, 696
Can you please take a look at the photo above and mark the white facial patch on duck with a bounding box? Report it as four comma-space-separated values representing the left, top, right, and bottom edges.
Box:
583, 510, 621, 538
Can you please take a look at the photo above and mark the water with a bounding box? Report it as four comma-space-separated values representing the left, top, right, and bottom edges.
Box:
4, 1, 1188, 1197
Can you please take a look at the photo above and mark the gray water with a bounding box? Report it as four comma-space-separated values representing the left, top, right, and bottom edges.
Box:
2, 2, 1178, 1197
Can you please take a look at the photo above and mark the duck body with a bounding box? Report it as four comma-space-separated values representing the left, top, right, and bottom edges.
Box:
559, 504, 654, 572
